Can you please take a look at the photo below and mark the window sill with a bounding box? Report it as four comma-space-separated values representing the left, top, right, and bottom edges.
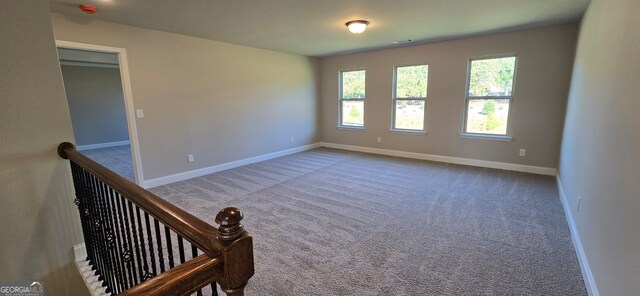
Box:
337, 126, 366, 131
460, 133, 513, 141
389, 129, 427, 135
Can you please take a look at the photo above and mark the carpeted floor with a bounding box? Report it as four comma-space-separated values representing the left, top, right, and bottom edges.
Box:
82, 145, 135, 182
150, 148, 586, 295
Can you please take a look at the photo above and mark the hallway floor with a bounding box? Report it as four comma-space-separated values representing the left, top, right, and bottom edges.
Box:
81, 145, 135, 182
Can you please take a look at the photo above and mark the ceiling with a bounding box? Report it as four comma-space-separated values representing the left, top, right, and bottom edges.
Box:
49, 0, 590, 57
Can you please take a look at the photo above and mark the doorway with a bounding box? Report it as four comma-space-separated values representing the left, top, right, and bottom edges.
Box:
56, 41, 144, 185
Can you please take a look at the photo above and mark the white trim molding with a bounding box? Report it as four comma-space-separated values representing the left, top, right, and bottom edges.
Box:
556, 176, 600, 296
320, 142, 557, 175
56, 40, 145, 187
143, 143, 322, 188
77, 140, 130, 151
144, 142, 557, 188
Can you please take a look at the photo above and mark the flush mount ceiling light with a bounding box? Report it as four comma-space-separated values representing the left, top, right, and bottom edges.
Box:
345, 20, 370, 34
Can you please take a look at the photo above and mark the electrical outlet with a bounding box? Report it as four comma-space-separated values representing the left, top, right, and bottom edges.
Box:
136, 109, 144, 118
577, 196, 581, 212
377, 137, 382, 143
187, 154, 194, 163
290, 136, 294, 143
519, 148, 526, 157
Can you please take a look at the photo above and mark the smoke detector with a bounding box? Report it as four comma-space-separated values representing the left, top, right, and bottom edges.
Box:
79, 4, 98, 14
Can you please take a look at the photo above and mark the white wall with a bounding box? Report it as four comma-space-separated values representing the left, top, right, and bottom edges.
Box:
319, 24, 577, 169
52, 14, 319, 181
0, 1, 88, 295
558, 0, 640, 295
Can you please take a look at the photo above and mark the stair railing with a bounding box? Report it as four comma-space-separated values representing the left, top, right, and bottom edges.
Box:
58, 142, 254, 296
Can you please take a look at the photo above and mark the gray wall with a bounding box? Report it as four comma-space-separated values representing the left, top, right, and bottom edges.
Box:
0, 1, 88, 295
61, 65, 130, 146
52, 14, 319, 181
319, 24, 578, 168
558, 0, 640, 295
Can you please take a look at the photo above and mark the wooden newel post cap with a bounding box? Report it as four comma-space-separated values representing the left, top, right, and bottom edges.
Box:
215, 207, 245, 242
58, 142, 76, 159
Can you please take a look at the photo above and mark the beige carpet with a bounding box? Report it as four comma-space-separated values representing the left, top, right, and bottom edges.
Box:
82, 145, 135, 182
150, 148, 586, 295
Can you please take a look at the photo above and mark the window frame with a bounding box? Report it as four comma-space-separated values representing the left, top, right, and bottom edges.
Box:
391, 63, 429, 133
462, 54, 518, 140
338, 69, 366, 129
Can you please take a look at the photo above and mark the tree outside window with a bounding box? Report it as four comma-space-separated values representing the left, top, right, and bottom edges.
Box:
464, 56, 516, 136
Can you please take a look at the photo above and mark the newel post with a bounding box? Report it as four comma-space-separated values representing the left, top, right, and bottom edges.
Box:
215, 207, 254, 296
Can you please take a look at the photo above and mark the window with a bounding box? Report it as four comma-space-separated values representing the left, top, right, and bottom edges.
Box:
463, 56, 516, 137
339, 70, 366, 127
392, 65, 428, 131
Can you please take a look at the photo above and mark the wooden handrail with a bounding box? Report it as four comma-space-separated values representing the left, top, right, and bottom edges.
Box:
58, 142, 223, 254
60, 142, 254, 295
119, 254, 224, 296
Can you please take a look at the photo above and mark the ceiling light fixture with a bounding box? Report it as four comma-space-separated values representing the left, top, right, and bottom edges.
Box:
346, 20, 370, 34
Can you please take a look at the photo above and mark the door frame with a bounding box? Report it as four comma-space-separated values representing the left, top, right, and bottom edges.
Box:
56, 40, 145, 186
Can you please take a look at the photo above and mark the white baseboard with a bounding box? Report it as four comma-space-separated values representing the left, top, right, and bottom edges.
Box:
77, 140, 130, 151
320, 142, 557, 176
143, 141, 557, 188
143, 143, 322, 188
556, 176, 599, 296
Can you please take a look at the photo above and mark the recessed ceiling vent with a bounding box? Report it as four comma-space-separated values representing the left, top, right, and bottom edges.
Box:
393, 39, 414, 44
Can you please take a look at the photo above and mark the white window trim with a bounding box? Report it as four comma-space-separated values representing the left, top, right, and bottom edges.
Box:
460, 133, 512, 141
337, 126, 366, 131
389, 129, 427, 135
338, 69, 366, 129
390, 64, 428, 133
461, 54, 518, 139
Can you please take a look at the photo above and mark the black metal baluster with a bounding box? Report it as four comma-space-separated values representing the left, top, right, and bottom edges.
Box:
127, 201, 144, 285
89, 174, 113, 292
96, 177, 122, 294
88, 173, 112, 292
98, 185, 121, 294
211, 282, 219, 296
77, 165, 100, 274
191, 245, 198, 260
84, 170, 106, 284
177, 235, 186, 264
144, 212, 158, 277
165, 226, 175, 269
108, 186, 129, 293
154, 218, 166, 273
191, 245, 203, 296
98, 177, 120, 293
108, 182, 129, 293
77, 167, 99, 274
70, 163, 94, 265
110, 188, 133, 290
118, 194, 137, 288
135, 206, 152, 282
